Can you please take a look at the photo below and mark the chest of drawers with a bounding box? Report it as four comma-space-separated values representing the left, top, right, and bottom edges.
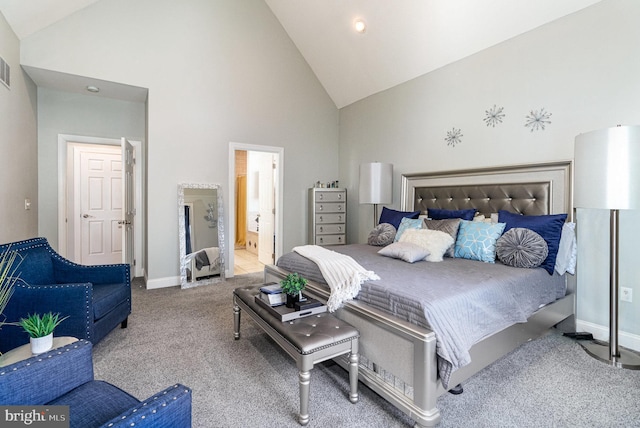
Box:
308, 188, 346, 245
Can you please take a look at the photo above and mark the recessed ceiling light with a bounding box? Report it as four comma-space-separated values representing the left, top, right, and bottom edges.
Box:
354, 19, 366, 33
86, 85, 100, 93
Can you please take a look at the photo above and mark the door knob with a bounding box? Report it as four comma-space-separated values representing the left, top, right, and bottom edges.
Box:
82, 214, 94, 218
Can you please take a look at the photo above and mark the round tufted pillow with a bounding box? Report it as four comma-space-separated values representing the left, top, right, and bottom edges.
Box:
368, 223, 397, 246
496, 227, 549, 268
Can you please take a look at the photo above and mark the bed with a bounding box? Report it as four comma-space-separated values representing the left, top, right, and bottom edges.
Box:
185, 247, 221, 282
264, 162, 576, 427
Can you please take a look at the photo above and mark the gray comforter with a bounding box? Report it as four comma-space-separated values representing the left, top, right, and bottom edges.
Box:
276, 244, 566, 388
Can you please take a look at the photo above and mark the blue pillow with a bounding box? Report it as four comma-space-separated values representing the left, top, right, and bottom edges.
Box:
379, 207, 420, 230
394, 217, 424, 242
454, 220, 506, 263
497, 210, 568, 275
428, 208, 477, 221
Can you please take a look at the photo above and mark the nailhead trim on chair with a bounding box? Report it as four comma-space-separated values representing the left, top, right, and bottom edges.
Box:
105, 384, 192, 427
14, 282, 93, 340
0, 341, 86, 376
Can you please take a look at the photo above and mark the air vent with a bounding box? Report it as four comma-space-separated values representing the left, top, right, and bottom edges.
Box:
0, 56, 10, 89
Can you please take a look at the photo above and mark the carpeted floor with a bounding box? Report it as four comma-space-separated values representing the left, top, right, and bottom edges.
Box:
93, 273, 640, 427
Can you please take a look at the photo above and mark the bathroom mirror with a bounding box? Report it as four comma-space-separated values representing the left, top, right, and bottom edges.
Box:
178, 183, 225, 288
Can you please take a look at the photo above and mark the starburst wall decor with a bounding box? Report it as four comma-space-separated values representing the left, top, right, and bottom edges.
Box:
484, 105, 505, 127
445, 128, 463, 147
524, 108, 552, 132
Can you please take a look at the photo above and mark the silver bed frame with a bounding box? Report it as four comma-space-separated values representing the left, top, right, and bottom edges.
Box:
265, 161, 576, 427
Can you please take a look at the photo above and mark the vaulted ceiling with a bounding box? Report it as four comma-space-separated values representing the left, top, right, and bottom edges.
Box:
0, 0, 601, 108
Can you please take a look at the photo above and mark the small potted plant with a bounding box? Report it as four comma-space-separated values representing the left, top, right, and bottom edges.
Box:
280, 273, 308, 309
18, 312, 68, 355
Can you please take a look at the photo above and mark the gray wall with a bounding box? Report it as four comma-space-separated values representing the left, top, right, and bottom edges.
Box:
0, 13, 38, 242
19, 0, 339, 286
338, 0, 640, 345
37, 88, 146, 249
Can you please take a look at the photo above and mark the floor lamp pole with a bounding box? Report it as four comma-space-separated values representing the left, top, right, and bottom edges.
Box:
609, 209, 619, 361
373, 204, 379, 228
581, 209, 640, 369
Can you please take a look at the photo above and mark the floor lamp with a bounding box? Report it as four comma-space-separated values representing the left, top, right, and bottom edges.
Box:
574, 125, 640, 369
359, 162, 393, 228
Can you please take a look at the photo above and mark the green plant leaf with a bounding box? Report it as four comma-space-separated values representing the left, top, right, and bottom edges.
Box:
0, 248, 22, 329
18, 312, 69, 338
280, 272, 308, 295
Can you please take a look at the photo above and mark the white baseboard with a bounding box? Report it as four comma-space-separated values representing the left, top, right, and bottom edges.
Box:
146, 275, 180, 289
145, 271, 235, 288
576, 319, 640, 352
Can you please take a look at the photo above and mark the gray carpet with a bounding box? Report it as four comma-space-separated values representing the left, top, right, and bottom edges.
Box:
93, 274, 640, 427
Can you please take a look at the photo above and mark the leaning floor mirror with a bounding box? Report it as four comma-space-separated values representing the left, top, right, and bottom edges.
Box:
178, 183, 225, 288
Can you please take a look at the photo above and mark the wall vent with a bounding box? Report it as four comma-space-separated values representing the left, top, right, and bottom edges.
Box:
0, 56, 10, 89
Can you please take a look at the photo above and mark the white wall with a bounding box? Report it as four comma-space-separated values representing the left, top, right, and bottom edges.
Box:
19, 0, 339, 286
37, 88, 146, 250
338, 0, 640, 346
0, 12, 38, 242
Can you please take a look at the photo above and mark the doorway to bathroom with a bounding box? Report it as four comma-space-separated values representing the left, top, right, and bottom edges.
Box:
228, 143, 283, 277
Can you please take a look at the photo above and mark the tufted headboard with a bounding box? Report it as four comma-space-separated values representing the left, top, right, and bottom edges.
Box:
400, 161, 573, 220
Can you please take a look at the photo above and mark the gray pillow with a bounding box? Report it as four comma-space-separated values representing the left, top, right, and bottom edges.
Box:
496, 227, 548, 268
368, 223, 397, 246
424, 218, 460, 258
378, 242, 430, 263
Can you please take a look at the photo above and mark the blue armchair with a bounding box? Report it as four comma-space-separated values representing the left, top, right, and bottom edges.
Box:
0, 340, 192, 427
0, 237, 131, 353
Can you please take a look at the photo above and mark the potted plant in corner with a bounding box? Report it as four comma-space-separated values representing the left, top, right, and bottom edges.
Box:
280, 273, 308, 309
18, 312, 68, 355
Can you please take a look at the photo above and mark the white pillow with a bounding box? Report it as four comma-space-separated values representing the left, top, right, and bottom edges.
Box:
554, 222, 577, 275
399, 228, 454, 262
378, 242, 430, 263
472, 213, 499, 223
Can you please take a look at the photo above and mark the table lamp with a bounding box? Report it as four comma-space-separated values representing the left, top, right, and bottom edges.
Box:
359, 162, 392, 228
574, 125, 640, 369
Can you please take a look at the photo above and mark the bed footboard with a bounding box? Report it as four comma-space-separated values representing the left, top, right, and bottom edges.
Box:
265, 265, 442, 427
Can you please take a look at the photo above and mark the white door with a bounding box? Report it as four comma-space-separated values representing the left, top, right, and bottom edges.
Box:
78, 146, 123, 265
256, 152, 275, 265
121, 138, 135, 270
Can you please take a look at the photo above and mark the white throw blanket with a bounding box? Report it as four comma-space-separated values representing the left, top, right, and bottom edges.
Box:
293, 245, 380, 311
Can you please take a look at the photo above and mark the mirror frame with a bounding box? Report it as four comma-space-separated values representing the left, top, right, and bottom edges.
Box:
178, 183, 226, 288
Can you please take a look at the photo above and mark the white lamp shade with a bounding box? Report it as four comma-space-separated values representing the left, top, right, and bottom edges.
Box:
359, 162, 393, 204
574, 125, 640, 210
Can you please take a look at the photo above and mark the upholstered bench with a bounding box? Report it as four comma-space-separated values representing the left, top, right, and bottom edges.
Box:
233, 286, 359, 426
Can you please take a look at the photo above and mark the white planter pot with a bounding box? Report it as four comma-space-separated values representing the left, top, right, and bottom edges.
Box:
30, 333, 53, 355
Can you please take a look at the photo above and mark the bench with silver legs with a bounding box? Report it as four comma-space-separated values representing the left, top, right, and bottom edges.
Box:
233, 286, 359, 425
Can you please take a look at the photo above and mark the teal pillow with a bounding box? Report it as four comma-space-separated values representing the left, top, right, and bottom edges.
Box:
454, 220, 506, 263
394, 217, 424, 242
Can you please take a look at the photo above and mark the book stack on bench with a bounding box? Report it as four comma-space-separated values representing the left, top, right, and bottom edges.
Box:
258, 283, 287, 306
255, 282, 327, 322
